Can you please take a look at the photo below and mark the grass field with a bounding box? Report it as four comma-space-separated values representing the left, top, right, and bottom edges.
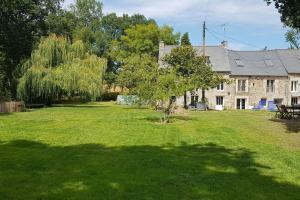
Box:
0, 102, 300, 200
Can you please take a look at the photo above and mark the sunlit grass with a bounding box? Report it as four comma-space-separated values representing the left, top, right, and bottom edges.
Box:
0, 102, 299, 199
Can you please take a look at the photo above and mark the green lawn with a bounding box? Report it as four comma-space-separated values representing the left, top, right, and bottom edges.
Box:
0, 102, 300, 200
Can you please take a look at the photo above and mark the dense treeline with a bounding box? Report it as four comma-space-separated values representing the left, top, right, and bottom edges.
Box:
0, 0, 179, 103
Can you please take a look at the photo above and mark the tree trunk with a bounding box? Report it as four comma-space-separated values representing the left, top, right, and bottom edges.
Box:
201, 88, 208, 111
161, 98, 175, 123
184, 90, 188, 109
201, 88, 206, 103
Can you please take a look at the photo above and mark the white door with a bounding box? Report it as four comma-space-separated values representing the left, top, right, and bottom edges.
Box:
237, 98, 246, 110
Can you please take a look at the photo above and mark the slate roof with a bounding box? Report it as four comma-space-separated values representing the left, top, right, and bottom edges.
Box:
159, 45, 230, 72
159, 44, 300, 76
228, 50, 288, 76
276, 49, 300, 74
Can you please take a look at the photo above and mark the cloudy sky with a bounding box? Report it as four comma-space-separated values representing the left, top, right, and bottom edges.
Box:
63, 0, 290, 50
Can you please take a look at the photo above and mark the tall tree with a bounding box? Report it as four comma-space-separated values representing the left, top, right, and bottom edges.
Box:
265, 0, 300, 29
71, 0, 103, 29
18, 35, 107, 104
0, 0, 62, 99
46, 10, 78, 40
102, 14, 157, 86
181, 32, 192, 46
110, 23, 180, 62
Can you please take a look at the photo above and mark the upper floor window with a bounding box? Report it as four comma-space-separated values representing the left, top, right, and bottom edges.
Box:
291, 81, 298, 92
266, 80, 275, 93
217, 82, 224, 91
237, 80, 247, 92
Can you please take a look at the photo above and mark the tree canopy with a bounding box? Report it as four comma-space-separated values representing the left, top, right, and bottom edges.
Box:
18, 35, 107, 104
163, 46, 223, 94
110, 23, 180, 62
265, 0, 300, 29
0, 0, 62, 99
0, 0, 160, 100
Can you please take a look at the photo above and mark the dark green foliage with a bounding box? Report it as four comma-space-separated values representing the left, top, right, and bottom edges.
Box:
0, 0, 179, 97
181, 32, 192, 46
0, 0, 62, 99
46, 10, 78, 40
265, 0, 300, 29
100, 92, 120, 101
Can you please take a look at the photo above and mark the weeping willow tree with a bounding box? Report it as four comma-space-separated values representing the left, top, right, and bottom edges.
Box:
18, 35, 107, 104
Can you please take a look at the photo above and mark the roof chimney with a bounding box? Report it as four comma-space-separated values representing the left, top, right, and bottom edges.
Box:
221, 40, 228, 48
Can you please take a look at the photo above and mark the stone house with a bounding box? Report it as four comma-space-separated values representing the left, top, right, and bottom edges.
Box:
159, 42, 300, 110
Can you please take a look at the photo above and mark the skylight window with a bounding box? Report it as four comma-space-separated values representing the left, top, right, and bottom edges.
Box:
235, 59, 244, 67
265, 59, 274, 67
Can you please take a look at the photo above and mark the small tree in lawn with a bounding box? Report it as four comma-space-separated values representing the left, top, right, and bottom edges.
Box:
163, 46, 225, 107
118, 53, 186, 123
163, 46, 195, 109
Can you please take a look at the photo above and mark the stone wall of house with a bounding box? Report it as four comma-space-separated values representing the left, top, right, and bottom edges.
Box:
288, 74, 300, 105
176, 75, 291, 109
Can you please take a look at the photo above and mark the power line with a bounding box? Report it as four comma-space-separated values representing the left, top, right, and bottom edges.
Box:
206, 28, 223, 43
206, 27, 264, 50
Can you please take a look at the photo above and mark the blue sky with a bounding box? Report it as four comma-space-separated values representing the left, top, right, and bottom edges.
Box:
64, 0, 290, 51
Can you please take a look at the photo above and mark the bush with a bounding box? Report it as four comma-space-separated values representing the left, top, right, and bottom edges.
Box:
99, 92, 119, 101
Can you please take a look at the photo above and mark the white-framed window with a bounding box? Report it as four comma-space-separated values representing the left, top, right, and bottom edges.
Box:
291, 97, 298, 105
291, 81, 298, 92
217, 82, 224, 91
237, 80, 247, 92
216, 96, 224, 106
236, 98, 247, 110
266, 80, 275, 93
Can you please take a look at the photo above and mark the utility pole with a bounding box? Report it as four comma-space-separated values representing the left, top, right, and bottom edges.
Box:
201, 21, 207, 107
202, 21, 206, 57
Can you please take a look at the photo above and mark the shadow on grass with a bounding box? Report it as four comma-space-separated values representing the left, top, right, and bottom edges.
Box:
270, 118, 300, 133
144, 115, 194, 123
52, 104, 111, 109
0, 140, 299, 200
0, 113, 12, 116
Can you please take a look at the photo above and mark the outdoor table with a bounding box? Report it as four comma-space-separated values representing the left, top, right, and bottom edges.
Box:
286, 106, 300, 118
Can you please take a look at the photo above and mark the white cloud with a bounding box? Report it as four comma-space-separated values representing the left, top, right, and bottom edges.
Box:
63, 0, 283, 27
102, 0, 283, 28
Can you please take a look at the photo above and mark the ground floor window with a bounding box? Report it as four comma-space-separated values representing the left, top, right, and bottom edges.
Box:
216, 96, 224, 106
274, 98, 283, 106
191, 95, 199, 106
237, 98, 246, 110
291, 97, 298, 105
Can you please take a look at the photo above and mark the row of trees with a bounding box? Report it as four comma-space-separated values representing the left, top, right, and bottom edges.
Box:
1, 0, 225, 122
0, 0, 160, 101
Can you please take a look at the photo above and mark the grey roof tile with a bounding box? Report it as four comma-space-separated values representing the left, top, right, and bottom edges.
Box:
228, 50, 288, 76
159, 45, 300, 76
159, 45, 230, 72
276, 49, 300, 73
